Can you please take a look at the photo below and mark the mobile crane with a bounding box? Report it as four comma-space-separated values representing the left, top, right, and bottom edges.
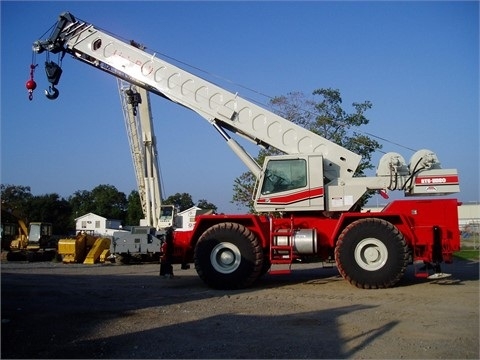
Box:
118, 78, 175, 229
111, 80, 176, 262
28, 12, 461, 289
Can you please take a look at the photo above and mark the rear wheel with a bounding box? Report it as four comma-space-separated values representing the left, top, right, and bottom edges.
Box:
335, 218, 409, 289
194, 222, 263, 289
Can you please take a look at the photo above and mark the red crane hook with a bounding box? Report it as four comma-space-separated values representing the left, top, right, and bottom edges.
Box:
26, 64, 38, 101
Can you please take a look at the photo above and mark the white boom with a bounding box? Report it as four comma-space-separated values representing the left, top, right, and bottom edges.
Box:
32, 12, 459, 213
118, 79, 163, 228
33, 13, 360, 179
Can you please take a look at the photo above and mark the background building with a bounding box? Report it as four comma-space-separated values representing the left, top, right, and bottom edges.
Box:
75, 213, 122, 236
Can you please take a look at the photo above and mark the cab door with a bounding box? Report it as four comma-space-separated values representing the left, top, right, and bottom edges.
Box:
254, 154, 324, 212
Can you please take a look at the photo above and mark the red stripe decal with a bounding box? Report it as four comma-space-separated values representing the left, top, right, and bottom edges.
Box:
257, 187, 324, 205
414, 175, 459, 186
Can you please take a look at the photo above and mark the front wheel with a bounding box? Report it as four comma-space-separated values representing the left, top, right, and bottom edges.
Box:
194, 222, 263, 289
335, 218, 409, 289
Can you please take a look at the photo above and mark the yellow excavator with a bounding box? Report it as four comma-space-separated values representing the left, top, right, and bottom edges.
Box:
7, 220, 57, 261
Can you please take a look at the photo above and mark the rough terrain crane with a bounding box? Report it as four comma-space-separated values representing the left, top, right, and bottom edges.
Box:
28, 12, 461, 289
111, 80, 176, 262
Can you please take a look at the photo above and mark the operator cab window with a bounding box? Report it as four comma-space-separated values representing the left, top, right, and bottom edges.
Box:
261, 159, 307, 195
160, 206, 173, 220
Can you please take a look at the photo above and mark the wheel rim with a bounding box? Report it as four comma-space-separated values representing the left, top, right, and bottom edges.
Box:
210, 242, 241, 274
354, 237, 388, 271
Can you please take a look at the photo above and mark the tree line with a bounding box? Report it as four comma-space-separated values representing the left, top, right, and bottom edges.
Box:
0, 184, 217, 235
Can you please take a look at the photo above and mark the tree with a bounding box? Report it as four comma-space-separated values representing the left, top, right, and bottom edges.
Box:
163, 193, 194, 212
1, 184, 72, 234
68, 189, 94, 220
231, 88, 381, 212
68, 184, 127, 223
27, 193, 72, 234
309, 88, 379, 176
197, 199, 218, 212
1, 184, 33, 221
125, 190, 143, 226
90, 185, 127, 221
232, 173, 257, 213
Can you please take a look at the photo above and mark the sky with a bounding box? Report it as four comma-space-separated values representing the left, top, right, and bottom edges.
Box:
1, 1, 479, 214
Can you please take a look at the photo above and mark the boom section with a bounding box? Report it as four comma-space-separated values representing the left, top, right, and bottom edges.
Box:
33, 12, 361, 181
118, 80, 163, 228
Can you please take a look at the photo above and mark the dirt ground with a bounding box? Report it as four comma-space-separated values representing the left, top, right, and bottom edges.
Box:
1, 256, 478, 359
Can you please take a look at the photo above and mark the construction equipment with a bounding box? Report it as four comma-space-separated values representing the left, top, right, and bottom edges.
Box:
1, 206, 57, 260
111, 226, 164, 264
1, 223, 17, 251
118, 78, 166, 229
8, 221, 57, 261
57, 80, 176, 264
57, 232, 111, 264
110, 79, 175, 261
30, 12, 461, 289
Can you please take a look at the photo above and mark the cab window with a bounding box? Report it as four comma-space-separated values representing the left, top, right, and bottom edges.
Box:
261, 159, 307, 195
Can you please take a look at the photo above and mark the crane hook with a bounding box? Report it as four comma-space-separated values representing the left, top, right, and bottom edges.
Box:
45, 85, 59, 100
43, 61, 62, 100
26, 64, 38, 101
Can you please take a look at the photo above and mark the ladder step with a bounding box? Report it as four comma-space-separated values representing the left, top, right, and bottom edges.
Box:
271, 246, 293, 250
413, 261, 431, 278
414, 272, 430, 278
269, 269, 291, 275
271, 230, 294, 235
322, 261, 335, 268
270, 225, 295, 274
270, 259, 292, 264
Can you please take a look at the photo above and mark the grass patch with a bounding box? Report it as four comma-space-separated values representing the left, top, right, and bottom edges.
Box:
454, 250, 480, 261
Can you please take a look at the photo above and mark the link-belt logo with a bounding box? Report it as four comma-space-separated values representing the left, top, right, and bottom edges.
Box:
415, 175, 459, 185
420, 178, 447, 184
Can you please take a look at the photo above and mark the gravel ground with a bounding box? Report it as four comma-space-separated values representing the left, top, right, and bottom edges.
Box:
1, 257, 478, 359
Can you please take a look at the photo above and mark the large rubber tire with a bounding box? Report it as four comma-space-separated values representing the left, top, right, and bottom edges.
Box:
194, 222, 263, 290
335, 218, 409, 289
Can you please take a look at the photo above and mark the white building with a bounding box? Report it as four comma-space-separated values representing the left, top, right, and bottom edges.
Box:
458, 203, 480, 226
175, 206, 202, 231
75, 213, 122, 236
174, 206, 216, 231
458, 203, 480, 235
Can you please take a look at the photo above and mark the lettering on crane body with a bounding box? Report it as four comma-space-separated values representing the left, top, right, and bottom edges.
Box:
104, 41, 154, 75
415, 175, 459, 185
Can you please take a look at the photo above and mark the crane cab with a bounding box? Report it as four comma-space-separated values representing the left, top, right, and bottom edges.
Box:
254, 154, 325, 212
158, 205, 176, 229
